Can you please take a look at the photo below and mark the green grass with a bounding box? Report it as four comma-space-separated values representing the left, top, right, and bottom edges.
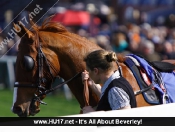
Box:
0, 89, 80, 117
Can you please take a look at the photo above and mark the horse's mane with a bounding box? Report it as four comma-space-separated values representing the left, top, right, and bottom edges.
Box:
30, 17, 125, 63
31, 16, 68, 33
30, 17, 99, 49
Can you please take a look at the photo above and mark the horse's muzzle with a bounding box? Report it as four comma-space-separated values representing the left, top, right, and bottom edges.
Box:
12, 106, 28, 117
12, 103, 40, 117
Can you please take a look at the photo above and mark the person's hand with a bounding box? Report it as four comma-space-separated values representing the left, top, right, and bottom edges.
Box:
81, 70, 93, 86
81, 70, 94, 87
82, 106, 95, 114
81, 70, 89, 83
81, 70, 101, 98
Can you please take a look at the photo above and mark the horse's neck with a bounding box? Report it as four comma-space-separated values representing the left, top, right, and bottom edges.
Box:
41, 31, 101, 108
43, 31, 101, 80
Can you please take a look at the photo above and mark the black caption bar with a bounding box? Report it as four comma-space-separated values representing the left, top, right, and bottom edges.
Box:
0, 117, 175, 126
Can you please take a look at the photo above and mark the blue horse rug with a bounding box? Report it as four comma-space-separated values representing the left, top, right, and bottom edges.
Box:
125, 54, 175, 104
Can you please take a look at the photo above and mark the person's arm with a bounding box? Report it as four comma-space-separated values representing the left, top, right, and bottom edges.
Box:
88, 79, 101, 98
81, 70, 101, 114
82, 70, 101, 98
119, 105, 131, 110
108, 87, 131, 110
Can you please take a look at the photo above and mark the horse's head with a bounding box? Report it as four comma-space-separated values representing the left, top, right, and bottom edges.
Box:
11, 22, 59, 117
12, 19, 101, 117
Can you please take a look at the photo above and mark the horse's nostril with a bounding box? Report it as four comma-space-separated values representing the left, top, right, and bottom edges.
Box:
12, 106, 22, 114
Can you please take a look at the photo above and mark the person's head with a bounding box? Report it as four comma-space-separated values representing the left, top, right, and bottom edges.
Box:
84, 50, 117, 83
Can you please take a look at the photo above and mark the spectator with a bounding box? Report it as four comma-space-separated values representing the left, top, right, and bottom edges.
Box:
111, 32, 129, 53
141, 39, 162, 61
162, 41, 175, 59
96, 35, 112, 50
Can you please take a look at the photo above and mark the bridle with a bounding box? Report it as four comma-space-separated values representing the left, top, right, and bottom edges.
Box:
14, 31, 82, 106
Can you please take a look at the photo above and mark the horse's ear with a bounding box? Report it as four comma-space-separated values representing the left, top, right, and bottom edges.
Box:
13, 22, 34, 40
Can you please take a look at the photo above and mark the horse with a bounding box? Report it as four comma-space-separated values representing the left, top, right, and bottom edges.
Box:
11, 18, 175, 117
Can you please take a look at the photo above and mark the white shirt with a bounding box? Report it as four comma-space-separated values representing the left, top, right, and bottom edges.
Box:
100, 70, 130, 110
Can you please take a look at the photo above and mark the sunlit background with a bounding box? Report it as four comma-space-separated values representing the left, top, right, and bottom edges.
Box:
0, 0, 175, 117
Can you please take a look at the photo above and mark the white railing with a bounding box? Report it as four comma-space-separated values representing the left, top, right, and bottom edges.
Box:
0, 55, 16, 89
65, 103, 175, 117
61, 103, 175, 132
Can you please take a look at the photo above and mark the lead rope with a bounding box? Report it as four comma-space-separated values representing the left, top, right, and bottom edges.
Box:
83, 80, 89, 106
80, 80, 90, 114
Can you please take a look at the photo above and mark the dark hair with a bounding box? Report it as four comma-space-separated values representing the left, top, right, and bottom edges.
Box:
84, 50, 117, 71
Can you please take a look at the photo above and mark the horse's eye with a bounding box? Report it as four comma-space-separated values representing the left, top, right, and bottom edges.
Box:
22, 56, 35, 71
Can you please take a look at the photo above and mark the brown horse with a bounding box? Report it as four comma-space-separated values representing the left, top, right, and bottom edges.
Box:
11, 19, 166, 117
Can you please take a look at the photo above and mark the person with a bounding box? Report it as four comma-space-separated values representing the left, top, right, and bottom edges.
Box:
81, 50, 137, 113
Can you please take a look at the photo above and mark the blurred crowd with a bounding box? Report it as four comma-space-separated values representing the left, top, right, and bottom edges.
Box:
77, 22, 175, 62
1, 0, 175, 62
